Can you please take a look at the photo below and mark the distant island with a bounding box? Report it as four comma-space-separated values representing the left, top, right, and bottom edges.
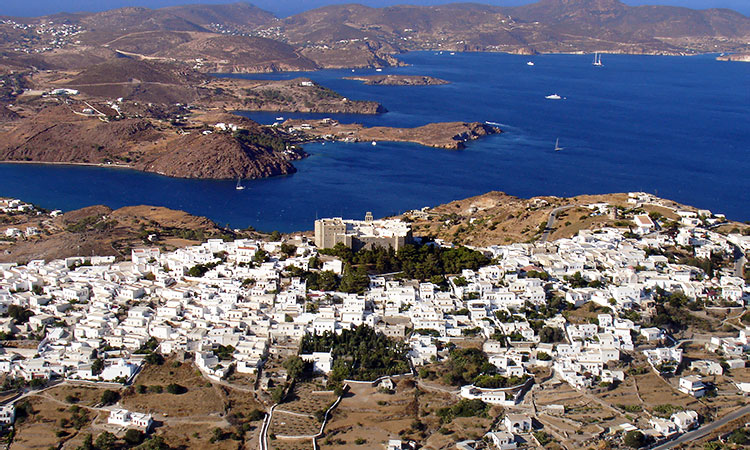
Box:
343, 75, 450, 86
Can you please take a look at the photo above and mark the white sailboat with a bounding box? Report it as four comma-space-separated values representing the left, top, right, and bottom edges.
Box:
554, 138, 564, 152
236, 177, 246, 190
592, 52, 603, 66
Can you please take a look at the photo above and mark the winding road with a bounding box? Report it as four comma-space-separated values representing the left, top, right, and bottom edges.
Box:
540, 205, 576, 243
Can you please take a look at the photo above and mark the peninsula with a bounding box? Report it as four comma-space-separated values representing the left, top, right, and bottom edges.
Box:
343, 75, 451, 86
717, 53, 750, 62
282, 118, 501, 149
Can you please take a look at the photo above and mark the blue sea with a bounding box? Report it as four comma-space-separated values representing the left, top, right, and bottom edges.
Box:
1, 52, 748, 231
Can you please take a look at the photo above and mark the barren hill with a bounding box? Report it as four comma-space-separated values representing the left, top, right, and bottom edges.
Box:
156, 34, 319, 73
0, 105, 304, 180
162, 2, 276, 32
0, 203, 230, 264
58, 57, 207, 103
403, 190, 722, 247
78, 7, 208, 43
274, 0, 750, 56
103, 31, 196, 56
66, 57, 203, 85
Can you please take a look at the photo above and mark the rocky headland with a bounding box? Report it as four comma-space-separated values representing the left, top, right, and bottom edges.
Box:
343, 75, 450, 86
717, 53, 750, 62
283, 119, 501, 150
0, 107, 306, 180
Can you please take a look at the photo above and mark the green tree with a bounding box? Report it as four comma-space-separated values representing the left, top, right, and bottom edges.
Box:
166, 383, 186, 395
728, 428, 750, 445
77, 434, 94, 450
300, 324, 409, 386
339, 264, 370, 294
95, 431, 117, 450
145, 352, 165, 365
136, 436, 169, 450
453, 276, 468, 287
91, 358, 104, 375
280, 243, 297, 256
7, 305, 34, 324
539, 326, 565, 343
253, 249, 269, 264
124, 429, 145, 445
283, 356, 307, 380
624, 430, 647, 448
100, 389, 120, 406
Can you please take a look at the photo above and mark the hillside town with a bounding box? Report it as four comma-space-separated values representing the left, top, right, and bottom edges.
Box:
0, 192, 748, 449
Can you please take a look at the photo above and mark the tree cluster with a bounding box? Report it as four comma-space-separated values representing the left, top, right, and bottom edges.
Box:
299, 325, 409, 385
319, 243, 491, 280
441, 348, 495, 386
435, 399, 488, 423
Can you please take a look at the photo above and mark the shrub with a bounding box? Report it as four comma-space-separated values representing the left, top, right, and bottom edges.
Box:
95, 431, 117, 450
247, 409, 265, 422
537, 351, 552, 361
124, 429, 145, 445
728, 428, 750, 445
624, 430, 647, 448
166, 383, 187, 395
100, 390, 120, 406
145, 353, 165, 365
436, 399, 488, 423
534, 431, 553, 446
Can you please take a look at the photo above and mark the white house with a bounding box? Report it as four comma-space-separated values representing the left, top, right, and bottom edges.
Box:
503, 414, 532, 433
640, 327, 663, 342
0, 404, 14, 426
678, 376, 706, 398
487, 431, 517, 449
108, 409, 153, 430
671, 410, 698, 432
100, 359, 139, 382
650, 418, 678, 438
633, 214, 655, 235
300, 351, 333, 374
689, 360, 723, 376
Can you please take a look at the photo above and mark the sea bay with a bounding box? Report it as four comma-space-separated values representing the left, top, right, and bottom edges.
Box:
0, 52, 747, 231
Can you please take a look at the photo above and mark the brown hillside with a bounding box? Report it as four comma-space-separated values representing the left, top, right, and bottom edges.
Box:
277, 0, 750, 56
156, 34, 318, 73
103, 31, 195, 56
0, 203, 227, 264
0, 106, 161, 163
79, 7, 208, 35
0, 105, 303, 180
133, 131, 299, 179
162, 2, 276, 31
0, 106, 20, 122
65, 57, 203, 85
